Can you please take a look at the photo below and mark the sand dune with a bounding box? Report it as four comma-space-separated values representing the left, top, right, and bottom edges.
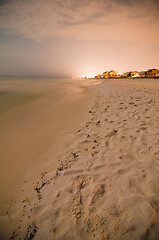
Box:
2, 79, 159, 240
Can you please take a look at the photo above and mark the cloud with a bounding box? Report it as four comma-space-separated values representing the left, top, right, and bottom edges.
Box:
0, 0, 12, 6
0, 0, 158, 45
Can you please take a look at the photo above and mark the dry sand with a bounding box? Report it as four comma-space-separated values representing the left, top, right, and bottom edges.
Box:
1, 79, 159, 240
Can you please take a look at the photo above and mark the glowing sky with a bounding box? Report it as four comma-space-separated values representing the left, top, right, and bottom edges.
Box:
0, 0, 159, 76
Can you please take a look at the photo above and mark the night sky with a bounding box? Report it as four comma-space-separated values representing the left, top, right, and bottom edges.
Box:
0, 0, 159, 77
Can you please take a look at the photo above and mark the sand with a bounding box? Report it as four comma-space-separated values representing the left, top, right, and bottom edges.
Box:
1, 79, 159, 240
0, 78, 98, 214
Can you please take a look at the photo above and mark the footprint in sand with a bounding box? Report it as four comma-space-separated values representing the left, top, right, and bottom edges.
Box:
89, 184, 105, 211
117, 168, 128, 175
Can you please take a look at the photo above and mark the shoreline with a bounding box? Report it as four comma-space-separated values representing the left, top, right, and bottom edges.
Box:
0, 79, 100, 215
1, 79, 159, 239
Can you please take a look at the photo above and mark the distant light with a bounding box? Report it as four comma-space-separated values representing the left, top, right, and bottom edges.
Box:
72, 74, 96, 79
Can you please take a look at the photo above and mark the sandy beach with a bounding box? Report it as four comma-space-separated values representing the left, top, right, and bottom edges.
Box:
1, 79, 159, 240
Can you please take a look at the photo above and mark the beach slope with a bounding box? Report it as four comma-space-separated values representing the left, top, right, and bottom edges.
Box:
3, 79, 159, 240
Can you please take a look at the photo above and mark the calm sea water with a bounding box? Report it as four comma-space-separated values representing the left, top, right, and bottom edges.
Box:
0, 77, 99, 113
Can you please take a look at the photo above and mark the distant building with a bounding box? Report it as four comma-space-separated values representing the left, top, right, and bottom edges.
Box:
117, 74, 121, 78
108, 70, 117, 78
95, 71, 109, 79
146, 69, 159, 78
122, 72, 129, 78
103, 71, 109, 78
131, 72, 140, 78
138, 71, 146, 78
122, 71, 139, 78
95, 74, 104, 79
94, 68, 159, 80
95, 70, 117, 79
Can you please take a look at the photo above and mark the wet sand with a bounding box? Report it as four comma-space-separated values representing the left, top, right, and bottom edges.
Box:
1, 79, 159, 240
